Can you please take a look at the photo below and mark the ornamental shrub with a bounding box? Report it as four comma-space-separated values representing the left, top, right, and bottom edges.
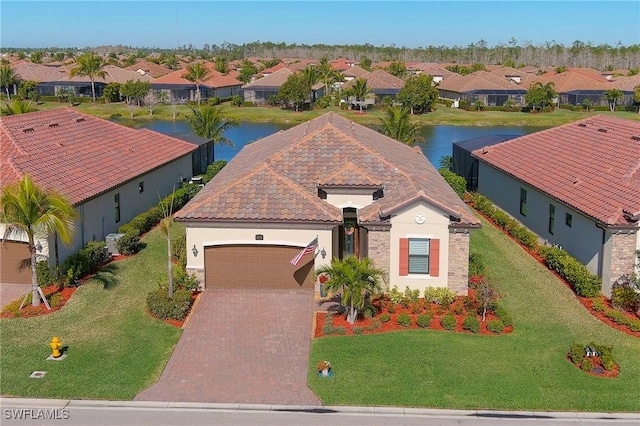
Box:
36, 260, 51, 286
591, 298, 606, 312
581, 357, 593, 372
388, 285, 404, 305
441, 314, 456, 330
379, 313, 391, 323
493, 302, 513, 327
333, 326, 347, 335
439, 169, 466, 198
172, 234, 187, 267
539, 246, 601, 297
115, 232, 143, 256
468, 252, 487, 277
146, 288, 192, 320
486, 319, 504, 333
462, 314, 480, 333
61, 240, 108, 280
416, 313, 432, 328
424, 287, 456, 307
601, 354, 616, 371
352, 326, 363, 334
569, 343, 584, 365
397, 313, 411, 327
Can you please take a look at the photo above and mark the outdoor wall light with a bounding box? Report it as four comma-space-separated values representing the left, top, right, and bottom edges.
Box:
192, 245, 198, 257
320, 247, 327, 259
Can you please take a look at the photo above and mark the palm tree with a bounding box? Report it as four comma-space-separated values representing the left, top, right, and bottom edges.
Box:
183, 62, 210, 105
0, 65, 18, 100
438, 155, 453, 171
378, 106, 423, 145
187, 105, 238, 162
1, 174, 77, 308
214, 56, 229, 75
603, 89, 623, 112
69, 51, 106, 102
1, 99, 37, 116
315, 256, 385, 324
317, 57, 342, 95
352, 78, 371, 112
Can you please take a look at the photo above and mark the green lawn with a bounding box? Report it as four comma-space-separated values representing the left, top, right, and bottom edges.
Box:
0, 226, 184, 400
32, 100, 640, 127
308, 216, 640, 411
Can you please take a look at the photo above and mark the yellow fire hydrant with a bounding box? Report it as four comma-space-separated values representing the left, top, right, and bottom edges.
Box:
49, 337, 62, 358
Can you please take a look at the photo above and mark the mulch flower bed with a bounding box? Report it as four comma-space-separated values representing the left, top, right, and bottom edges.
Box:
154, 290, 201, 328
314, 296, 513, 338
566, 354, 620, 378
470, 203, 640, 338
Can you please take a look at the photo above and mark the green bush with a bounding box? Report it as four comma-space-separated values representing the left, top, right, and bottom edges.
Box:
439, 169, 466, 198
207, 96, 221, 106
333, 326, 347, 335
172, 234, 187, 267
241, 101, 255, 107
539, 246, 601, 297
493, 302, 513, 327
115, 232, 143, 256
462, 314, 480, 333
591, 298, 606, 312
424, 287, 456, 307
397, 313, 411, 327
601, 353, 616, 371
61, 240, 108, 280
581, 357, 593, 372
611, 284, 640, 313
379, 313, 391, 323
468, 251, 487, 277
416, 313, 432, 328
569, 343, 584, 365
441, 314, 456, 330
146, 288, 192, 320
486, 319, 504, 333
388, 285, 404, 305
403, 286, 420, 305
202, 160, 227, 184
352, 326, 363, 334
36, 260, 51, 286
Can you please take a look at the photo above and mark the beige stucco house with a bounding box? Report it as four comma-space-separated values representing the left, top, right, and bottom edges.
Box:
0, 108, 196, 284
473, 115, 640, 296
175, 112, 480, 294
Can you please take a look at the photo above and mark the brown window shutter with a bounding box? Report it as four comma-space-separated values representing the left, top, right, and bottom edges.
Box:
430, 239, 440, 277
399, 238, 409, 276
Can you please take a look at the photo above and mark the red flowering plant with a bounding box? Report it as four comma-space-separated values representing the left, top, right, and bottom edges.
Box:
469, 274, 499, 321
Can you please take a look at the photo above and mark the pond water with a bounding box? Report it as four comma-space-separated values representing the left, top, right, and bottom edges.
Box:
138, 120, 548, 166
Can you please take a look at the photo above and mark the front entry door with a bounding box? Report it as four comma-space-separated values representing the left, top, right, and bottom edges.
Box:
339, 218, 359, 259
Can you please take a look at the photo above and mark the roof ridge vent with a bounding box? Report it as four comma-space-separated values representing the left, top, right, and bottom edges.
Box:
48, 123, 59, 128
22, 128, 34, 133
75, 117, 85, 123
631, 136, 640, 141
597, 128, 607, 133
577, 123, 587, 127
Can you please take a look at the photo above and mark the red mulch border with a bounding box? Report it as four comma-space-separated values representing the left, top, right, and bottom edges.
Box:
148, 290, 201, 328
565, 354, 620, 378
470, 203, 640, 338
313, 298, 513, 338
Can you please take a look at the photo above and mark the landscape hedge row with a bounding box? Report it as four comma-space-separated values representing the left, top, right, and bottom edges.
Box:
470, 193, 602, 298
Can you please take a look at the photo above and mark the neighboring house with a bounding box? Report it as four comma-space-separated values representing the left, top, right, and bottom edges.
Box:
437, 70, 527, 107
169, 133, 217, 175
241, 68, 295, 105
175, 112, 480, 294
0, 108, 197, 283
472, 115, 640, 296
609, 74, 640, 107
539, 69, 614, 106
55, 64, 154, 98
10, 61, 69, 97
152, 62, 242, 102
344, 69, 406, 102
407, 63, 457, 83
489, 66, 541, 87
340, 65, 369, 82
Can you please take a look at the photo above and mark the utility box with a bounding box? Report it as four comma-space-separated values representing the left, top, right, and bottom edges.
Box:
105, 233, 125, 255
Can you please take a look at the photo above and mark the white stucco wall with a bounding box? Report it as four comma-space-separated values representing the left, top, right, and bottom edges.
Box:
477, 162, 603, 276
388, 202, 451, 293
184, 223, 334, 272
325, 191, 374, 209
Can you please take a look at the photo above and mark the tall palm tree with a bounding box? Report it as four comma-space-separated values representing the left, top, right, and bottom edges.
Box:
603, 89, 623, 112
0, 65, 18, 100
317, 57, 342, 95
1, 99, 37, 116
352, 78, 371, 111
69, 51, 106, 102
183, 62, 210, 105
214, 56, 229, 75
1, 174, 77, 308
187, 105, 238, 162
315, 256, 385, 324
378, 106, 423, 145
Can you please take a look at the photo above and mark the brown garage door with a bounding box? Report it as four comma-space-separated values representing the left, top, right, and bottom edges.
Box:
205, 245, 314, 290
0, 240, 32, 284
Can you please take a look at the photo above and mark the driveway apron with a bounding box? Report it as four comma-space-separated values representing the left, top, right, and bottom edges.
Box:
135, 288, 321, 405
0, 283, 31, 309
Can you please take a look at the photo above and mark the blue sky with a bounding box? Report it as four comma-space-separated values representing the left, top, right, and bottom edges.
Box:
1, 1, 639, 49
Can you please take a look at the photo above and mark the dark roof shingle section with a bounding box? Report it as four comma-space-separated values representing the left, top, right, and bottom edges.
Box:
1, 108, 197, 205
176, 112, 479, 226
472, 115, 640, 226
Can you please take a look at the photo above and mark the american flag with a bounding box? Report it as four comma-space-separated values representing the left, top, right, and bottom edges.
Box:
290, 237, 318, 266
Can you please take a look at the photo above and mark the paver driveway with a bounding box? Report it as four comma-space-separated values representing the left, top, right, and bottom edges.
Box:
135, 288, 321, 405
0, 283, 31, 309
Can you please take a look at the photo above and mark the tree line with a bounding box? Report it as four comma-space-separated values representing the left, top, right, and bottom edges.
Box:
4, 39, 640, 70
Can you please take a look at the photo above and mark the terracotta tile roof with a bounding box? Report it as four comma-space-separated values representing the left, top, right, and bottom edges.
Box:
341, 65, 369, 78
539, 70, 613, 92
175, 112, 479, 227
0, 108, 196, 205
260, 63, 288, 75
610, 74, 640, 91
408, 63, 457, 78
287, 59, 319, 71
153, 62, 242, 88
124, 60, 173, 78
472, 115, 640, 227
60, 65, 153, 84
343, 69, 405, 91
12, 62, 68, 82
437, 70, 526, 93
242, 68, 294, 89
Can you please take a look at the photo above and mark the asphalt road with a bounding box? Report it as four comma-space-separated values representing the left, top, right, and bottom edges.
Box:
1, 399, 638, 426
